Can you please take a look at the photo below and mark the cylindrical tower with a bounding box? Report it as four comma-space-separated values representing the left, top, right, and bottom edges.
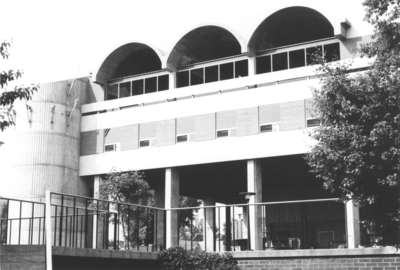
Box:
0, 78, 91, 201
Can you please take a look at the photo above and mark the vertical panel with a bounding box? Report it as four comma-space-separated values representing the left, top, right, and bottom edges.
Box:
279, 100, 306, 131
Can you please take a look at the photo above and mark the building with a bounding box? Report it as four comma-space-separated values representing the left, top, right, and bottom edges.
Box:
4, 2, 397, 268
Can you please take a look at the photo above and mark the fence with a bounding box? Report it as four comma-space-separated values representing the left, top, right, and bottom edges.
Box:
0, 197, 45, 245
1, 194, 347, 253
49, 192, 165, 251
172, 198, 345, 251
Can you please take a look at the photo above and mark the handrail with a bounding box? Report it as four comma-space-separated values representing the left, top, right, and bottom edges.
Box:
0, 196, 45, 205
50, 191, 165, 211
167, 197, 341, 211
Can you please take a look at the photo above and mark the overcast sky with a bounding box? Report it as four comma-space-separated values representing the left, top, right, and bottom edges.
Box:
0, 0, 372, 84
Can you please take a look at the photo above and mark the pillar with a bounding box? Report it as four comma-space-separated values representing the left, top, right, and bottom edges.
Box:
165, 167, 180, 248
346, 200, 360, 248
92, 175, 100, 248
247, 159, 263, 250
203, 199, 215, 251
153, 176, 165, 250
169, 71, 176, 90
248, 56, 256, 76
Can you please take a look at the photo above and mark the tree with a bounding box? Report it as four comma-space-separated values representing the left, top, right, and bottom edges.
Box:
0, 41, 37, 131
306, 0, 400, 245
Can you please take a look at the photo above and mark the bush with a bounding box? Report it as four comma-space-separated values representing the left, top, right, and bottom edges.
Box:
158, 247, 240, 270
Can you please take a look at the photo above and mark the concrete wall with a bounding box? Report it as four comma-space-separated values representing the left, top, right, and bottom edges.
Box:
0, 245, 46, 270
80, 99, 316, 156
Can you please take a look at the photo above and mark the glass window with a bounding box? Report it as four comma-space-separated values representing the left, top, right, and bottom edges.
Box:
132, 79, 144, 96
158, 75, 169, 91
145, 77, 157, 93
190, 68, 204, 85
272, 52, 288, 71
119, 82, 131, 98
205, 65, 219, 83
306, 46, 323, 65
219, 62, 234, 80
289, 49, 305, 69
324, 43, 340, 62
235, 60, 248, 78
106, 84, 118, 100
176, 71, 189, 88
256, 55, 271, 74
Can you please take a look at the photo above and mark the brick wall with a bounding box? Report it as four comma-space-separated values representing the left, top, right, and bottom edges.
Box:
237, 255, 400, 270
0, 245, 46, 270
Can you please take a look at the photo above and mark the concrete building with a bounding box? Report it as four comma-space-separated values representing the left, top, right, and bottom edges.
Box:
1, 1, 380, 257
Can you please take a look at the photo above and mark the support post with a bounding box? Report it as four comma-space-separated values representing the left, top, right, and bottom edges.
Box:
346, 200, 360, 248
203, 199, 215, 251
248, 56, 256, 76
168, 71, 176, 90
247, 159, 263, 250
92, 176, 100, 249
165, 168, 180, 248
45, 190, 53, 270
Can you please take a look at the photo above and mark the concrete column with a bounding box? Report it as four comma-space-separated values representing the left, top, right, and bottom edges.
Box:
92, 176, 100, 249
247, 159, 263, 250
248, 56, 256, 76
165, 167, 180, 248
169, 71, 176, 90
346, 200, 360, 248
203, 199, 215, 251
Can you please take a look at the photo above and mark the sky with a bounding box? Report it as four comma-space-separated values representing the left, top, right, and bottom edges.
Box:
0, 0, 372, 84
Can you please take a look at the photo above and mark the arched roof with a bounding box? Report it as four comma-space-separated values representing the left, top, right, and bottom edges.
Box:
167, 25, 242, 70
96, 42, 162, 83
248, 6, 334, 53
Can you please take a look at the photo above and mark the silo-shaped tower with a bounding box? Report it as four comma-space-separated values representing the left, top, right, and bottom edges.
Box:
0, 78, 93, 201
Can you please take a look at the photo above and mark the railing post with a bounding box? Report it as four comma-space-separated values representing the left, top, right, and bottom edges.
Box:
45, 190, 53, 270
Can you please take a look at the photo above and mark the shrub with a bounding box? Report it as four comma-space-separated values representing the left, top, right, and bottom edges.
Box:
158, 247, 239, 270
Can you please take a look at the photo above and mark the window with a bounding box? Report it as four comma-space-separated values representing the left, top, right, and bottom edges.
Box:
235, 60, 248, 78
260, 123, 279, 133
176, 134, 188, 143
256, 55, 271, 74
106, 84, 118, 100
216, 129, 229, 138
139, 140, 150, 147
190, 68, 204, 85
306, 46, 322, 65
307, 118, 321, 127
119, 82, 131, 98
205, 65, 219, 83
324, 43, 340, 62
132, 79, 144, 96
272, 52, 288, 71
289, 49, 305, 69
104, 143, 120, 152
219, 63, 234, 80
158, 75, 169, 91
176, 71, 189, 88
145, 77, 157, 93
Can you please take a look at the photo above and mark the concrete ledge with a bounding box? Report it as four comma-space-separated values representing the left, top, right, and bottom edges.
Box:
232, 247, 400, 259
52, 247, 159, 260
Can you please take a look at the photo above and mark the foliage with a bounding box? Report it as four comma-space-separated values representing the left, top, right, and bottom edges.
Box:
0, 41, 37, 131
306, 0, 400, 243
100, 170, 155, 206
158, 247, 239, 270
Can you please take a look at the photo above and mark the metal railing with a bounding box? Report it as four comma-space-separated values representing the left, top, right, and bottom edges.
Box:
0, 197, 46, 245
1, 193, 347, 253
171, 198, 345, 251
49, 192, 165, 251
